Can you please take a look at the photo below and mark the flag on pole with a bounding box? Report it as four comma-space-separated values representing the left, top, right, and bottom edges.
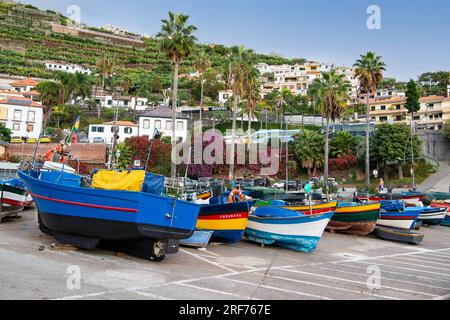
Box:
68, 115, 80, 144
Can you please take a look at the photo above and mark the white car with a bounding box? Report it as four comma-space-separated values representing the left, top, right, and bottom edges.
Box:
272, 182, 285, 189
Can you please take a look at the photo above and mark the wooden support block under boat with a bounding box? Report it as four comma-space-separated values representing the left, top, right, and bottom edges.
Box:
51, 243, 78, 252
53, 232, 100, 250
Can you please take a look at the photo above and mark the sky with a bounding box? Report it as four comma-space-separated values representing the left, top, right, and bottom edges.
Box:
22, 0, 450, 81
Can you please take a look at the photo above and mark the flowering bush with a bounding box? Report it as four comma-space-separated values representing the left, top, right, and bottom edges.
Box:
329, 155, 357, 171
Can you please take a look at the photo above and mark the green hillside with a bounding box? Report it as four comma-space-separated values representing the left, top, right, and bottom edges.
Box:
0, 1, 305, 89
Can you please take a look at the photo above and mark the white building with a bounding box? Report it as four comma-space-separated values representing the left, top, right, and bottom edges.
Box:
335, 66, 360, 99
0, 95, 44, 139
218, 90, 233, 105
92, 94, 148, 111
88, 121, 138, 144
138, 107, 189, 142
103, 24, 130, 36
45, 61, 92, 75
9, 78, 40, 93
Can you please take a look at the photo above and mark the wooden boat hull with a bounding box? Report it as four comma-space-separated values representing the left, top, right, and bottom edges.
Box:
357, 192, 425, 202
326, 203, 380, 236
19, 170, 201, 242
431, 202, 450, 227
245, 210, 333, 253
0, 181, 27, 221
373, 227, 424, 245
418, 208, 446, 226
196, 201, 255, 244
282, 201, 338, 215
377, 207, 421, 230
430, 192, 450, 201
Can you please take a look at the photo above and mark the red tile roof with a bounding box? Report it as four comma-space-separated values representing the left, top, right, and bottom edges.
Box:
0, 96, 43, 108
9, 78, 40, 87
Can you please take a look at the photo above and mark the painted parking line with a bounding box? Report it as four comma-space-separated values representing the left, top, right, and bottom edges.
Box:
398, 254, 450, 263
277, 267, 438, 298
326, 248, 450, 265
253, 272, 399, 300
131, 291, 174, 300
176, 282, 245, 299
376, 258, 450, 272
317, 266, 450, 291
180, 249, 237, 273
351, 260, 450, 278
226, 278, 332, 300
394, 256, 450, 267
420, 252, 450, 259
338, 263, 450, 284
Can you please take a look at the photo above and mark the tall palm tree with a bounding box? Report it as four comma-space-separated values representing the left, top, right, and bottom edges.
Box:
194, 52, 211, 127
354, 52, 386, 190
133, 75, 153, 121
157, 12, 197, 180
310, 70, 351, 185
293, 130, 325, 176
244, 67, 261, 144
227, 45, 255, 179
96, 55, 115, 118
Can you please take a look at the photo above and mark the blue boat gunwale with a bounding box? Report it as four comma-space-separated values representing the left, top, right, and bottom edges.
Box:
19, 169, 199, 208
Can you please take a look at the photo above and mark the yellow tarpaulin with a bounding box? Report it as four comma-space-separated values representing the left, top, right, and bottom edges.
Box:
92, 170, 146, 192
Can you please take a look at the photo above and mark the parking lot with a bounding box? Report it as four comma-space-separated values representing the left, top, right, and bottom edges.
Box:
0, 208, 449, 300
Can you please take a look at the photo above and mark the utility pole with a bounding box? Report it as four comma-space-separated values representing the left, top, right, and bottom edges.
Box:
108, 82, 121, 169
410, 114, 416, 190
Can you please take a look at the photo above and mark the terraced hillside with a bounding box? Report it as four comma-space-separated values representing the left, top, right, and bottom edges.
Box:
0, 1, 305, 87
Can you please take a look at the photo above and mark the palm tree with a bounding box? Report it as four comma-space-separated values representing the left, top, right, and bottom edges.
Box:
157, 12, 197, 180
72, 72, 93, 103
96, 55, 115, 118
56, 72, 76, 103
194, 52, 211, 127
310, 70, 351, 185
244, 67, 261, 144
226, 45, 255, 179
293, 130, 325, 176
354, 52, 386, 190
133, 75, 153, 121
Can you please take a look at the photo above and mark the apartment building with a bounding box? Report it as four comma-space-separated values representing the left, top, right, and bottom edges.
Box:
256, 62, 361, 99
368, 95, 450, 131
335, 66, 360, 99
45, 61, 92, 75
0, 95, 44, 139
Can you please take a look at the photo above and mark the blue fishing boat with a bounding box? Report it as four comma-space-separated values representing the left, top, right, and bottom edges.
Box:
245, 206, 333, 253
378, 201, 422, 230
18, 165, 201, 261
418, 207, 447, 226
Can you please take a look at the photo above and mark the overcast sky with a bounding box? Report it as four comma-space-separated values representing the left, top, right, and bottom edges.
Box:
24, 0, 450, 81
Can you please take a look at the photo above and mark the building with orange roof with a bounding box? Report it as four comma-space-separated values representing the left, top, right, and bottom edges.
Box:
9, 78, 40, 93
0, 96, 44, 139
